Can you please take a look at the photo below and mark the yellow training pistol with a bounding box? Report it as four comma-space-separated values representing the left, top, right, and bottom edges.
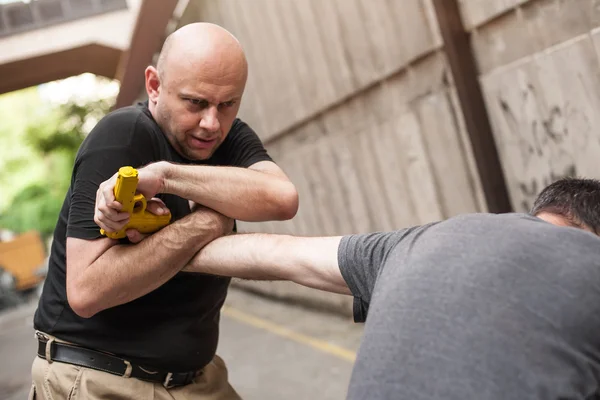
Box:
100, 166, 171, 239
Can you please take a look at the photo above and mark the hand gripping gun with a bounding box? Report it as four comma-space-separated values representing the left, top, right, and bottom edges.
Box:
100, 166, 171, 239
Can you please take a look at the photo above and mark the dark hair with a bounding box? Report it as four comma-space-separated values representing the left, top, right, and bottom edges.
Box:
530, 178, 600, 233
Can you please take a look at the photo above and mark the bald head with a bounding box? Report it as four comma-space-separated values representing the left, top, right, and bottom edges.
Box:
145, 23, 249, 161
156, 22, 248, 87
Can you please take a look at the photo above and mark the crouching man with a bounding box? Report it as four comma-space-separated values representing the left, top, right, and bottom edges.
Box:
186, 178, 600, 400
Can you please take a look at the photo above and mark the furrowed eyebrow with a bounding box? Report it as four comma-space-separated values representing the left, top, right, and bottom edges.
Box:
180, 93, 208, 101
180, 94, 239, 104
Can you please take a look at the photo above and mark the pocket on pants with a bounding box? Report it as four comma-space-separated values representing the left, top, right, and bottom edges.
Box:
39, 359, 83, 400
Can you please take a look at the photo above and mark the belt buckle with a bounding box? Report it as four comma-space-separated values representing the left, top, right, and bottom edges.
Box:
163, 372, 174, 388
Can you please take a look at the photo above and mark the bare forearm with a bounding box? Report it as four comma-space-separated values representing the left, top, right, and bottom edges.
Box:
183, 234, 351, 295
162, 163, 297, 221
70, 212, 229, 317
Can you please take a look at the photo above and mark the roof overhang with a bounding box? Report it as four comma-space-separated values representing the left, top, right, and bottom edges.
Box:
0, 43, 122, 95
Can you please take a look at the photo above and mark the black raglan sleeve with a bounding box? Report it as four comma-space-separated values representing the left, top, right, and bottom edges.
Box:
216, 119, 273, 167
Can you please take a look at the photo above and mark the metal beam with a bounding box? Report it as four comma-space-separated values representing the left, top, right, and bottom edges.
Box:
0, 43, 122, 95
114, 0, 178, 109
432, 0, 513, 213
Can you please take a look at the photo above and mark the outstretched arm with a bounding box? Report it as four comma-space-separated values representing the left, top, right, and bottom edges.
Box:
183, 234, 351, 295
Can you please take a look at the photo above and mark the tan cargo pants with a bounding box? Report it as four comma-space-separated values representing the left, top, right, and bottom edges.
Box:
29, 350, 242, 400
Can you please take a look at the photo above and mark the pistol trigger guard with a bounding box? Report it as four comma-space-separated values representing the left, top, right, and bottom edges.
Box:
132, 194, 147, 213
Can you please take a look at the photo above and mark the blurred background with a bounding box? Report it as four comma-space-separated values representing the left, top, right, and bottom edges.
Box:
1, 0, 599, 398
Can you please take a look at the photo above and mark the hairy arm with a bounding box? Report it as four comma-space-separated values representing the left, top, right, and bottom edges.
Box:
161, 161, 298, 222
67, 209, 232, 318
183, 233, 351, 295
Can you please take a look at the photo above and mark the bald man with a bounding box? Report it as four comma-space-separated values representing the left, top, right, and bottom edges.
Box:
31, 23, 298, 399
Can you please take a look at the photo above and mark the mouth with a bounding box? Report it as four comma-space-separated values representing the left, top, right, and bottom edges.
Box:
188, 136, 218, 150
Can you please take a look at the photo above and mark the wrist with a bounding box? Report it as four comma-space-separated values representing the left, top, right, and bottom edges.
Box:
190, 209, 234, 238
157, 161, 173, 194
211, 212, 234, 237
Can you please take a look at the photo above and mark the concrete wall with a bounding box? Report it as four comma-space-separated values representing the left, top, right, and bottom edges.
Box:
178, 0, 487, 315
462, 0, 600, 211
167, 0, 600, 316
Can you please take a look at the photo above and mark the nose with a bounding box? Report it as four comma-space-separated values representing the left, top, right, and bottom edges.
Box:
199, 106, 220, 133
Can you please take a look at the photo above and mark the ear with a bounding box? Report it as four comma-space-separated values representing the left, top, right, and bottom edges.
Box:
145, 66, 161, 104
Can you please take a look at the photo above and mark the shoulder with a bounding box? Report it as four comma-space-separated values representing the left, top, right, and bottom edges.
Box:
79, 104, 159, 153
438, 212, 541, 230
442, 212, 600, 255
212, 119, 258, 154
84, 105, 144, 143
96, 104, 146, 130
227, 118, 258, 139
209, 118, 272, 167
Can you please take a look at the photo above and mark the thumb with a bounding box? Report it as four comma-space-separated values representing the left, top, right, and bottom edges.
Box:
146, 198, 169, 216
126, 229, 148, 244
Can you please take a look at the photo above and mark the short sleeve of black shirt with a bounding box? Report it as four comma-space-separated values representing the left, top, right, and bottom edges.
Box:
337, 228, 421, 322
209, 119, 273, 168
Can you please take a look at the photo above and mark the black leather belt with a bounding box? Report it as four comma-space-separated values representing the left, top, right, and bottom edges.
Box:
37, 337, 202, 388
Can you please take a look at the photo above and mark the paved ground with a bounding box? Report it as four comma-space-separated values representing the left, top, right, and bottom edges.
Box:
0, 287, 363, 400
0, 297, 38, 400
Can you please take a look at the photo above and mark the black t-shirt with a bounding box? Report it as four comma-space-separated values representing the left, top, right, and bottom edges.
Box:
34, 102, 272, 371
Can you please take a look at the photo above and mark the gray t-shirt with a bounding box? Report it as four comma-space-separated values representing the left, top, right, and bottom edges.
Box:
338, 213, 600, 400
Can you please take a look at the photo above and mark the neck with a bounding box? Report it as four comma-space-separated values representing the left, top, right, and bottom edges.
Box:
148, 99, 158, 120
536, 211, 594, 234
146, 100, 180, 155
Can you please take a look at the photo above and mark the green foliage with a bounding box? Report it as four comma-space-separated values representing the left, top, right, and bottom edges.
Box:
0, 88, 48, 210
0, 88, 114, 238
24, 99, 113, 156
0, 184, 65, 238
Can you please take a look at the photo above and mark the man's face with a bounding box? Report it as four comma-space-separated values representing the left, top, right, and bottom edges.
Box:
150, 67, 244, 161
